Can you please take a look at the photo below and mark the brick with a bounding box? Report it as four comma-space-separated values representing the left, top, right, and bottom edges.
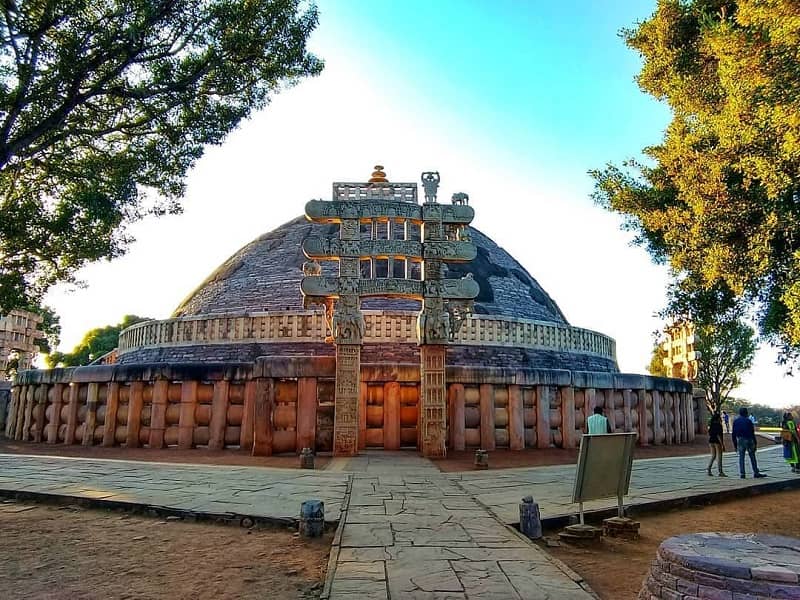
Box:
677, 578, 699, 595
697, 585, 733, 600
750, 566, 799, 583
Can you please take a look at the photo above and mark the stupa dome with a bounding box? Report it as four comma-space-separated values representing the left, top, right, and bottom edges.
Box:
172, 216, 568, 322
117, 215, 617, 372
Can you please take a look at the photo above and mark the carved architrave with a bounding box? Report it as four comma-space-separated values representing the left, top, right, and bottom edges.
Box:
422, 240, 476, 262
420, 345, 447, 457
334, 343, 360, 456
303, 237, 424, 261
305, 199, 475, 225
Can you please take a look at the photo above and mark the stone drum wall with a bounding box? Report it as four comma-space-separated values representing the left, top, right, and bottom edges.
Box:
6, 358, 694, 455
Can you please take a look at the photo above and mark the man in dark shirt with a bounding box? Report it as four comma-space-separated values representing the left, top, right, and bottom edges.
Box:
732, 407, 766, 479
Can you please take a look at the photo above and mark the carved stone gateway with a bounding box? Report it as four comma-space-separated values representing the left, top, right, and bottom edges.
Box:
0, 310, 45, 380
301, 166, 478, 457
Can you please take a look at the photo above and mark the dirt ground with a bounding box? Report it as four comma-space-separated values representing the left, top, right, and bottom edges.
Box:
435, 434, 742, 472
0, 500, 330, 600
544, 488, 800, 600
0, 438, 330, 469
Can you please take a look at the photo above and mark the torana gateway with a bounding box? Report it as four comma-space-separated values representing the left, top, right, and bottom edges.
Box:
5, 168, 700, 457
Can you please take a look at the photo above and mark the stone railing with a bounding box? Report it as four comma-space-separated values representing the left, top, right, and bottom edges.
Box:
5, 359, 694, 455
118, 311, 616, 361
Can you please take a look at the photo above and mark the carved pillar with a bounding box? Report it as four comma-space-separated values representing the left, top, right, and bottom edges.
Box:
334, 344, 360, 456
418, 198, 452, 458
420, 345, 447, 457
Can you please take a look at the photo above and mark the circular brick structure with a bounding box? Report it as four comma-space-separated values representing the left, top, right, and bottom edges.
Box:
641, 533, 800, 599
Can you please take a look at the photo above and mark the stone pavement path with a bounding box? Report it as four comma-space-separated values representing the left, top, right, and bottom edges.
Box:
0, 446, 795, 599
0, 453, 349, 522
455, 445, 792, 524
327, 453, 592, 599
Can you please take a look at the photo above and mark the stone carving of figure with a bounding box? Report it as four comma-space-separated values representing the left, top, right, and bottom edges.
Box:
417, 301, 450, 345
421, 171, 440, 203
451, 192, 469, 205
446, 299, 473, 340
333, 296, 366, 344
302, 260, 322, 276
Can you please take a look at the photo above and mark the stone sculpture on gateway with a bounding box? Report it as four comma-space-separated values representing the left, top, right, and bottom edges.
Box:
300, 165, 479, 457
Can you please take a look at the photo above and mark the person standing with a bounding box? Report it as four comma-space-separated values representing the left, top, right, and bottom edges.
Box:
781, 412, 800, 473
732, 407, 766, 479
707, 413, 727, 477
722, 411, 730, 433
587, 406, 611, 434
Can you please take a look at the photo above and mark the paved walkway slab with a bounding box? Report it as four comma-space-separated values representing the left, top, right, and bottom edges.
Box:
0, 453, 349, 523
0, 445, 795, 599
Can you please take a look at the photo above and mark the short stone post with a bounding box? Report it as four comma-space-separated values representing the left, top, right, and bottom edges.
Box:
299, 447, 315, 469
299, 499, 324, 538
474, 449, 489, 469
519, 496, 542, 540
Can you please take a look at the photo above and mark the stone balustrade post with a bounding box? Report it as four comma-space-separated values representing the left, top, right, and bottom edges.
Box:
208, 380, 230, 451
48, 383, 64, 443
82, 382, 99, 446
560, 385, 576, 449
480, 383, 495, 451
102, 383, 120, 447
509, 384, 525, 450
149, 379, 168, 449
178, 380, 197, 449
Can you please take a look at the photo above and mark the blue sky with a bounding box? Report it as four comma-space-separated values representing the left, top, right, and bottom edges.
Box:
42, 1, 795, 406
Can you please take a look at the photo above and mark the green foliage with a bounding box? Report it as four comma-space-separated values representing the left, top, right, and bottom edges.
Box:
0, 0, 322, 312
723, 399, 783, 427
46, 314, 149, 367
592, 0, 800, 363
647, 342, 669, 377
695, 315, 757, 414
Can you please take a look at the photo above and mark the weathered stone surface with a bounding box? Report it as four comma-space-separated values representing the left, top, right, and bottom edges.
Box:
645, 533, 800, 600
172, 218, 567, 323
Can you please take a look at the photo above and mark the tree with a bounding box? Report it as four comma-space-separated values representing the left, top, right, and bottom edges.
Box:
0, 0, 323, 313
695, 317, 757, 415
46, 314, 149, 367
591, 0, 800, 364
647, 340, 669, 377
